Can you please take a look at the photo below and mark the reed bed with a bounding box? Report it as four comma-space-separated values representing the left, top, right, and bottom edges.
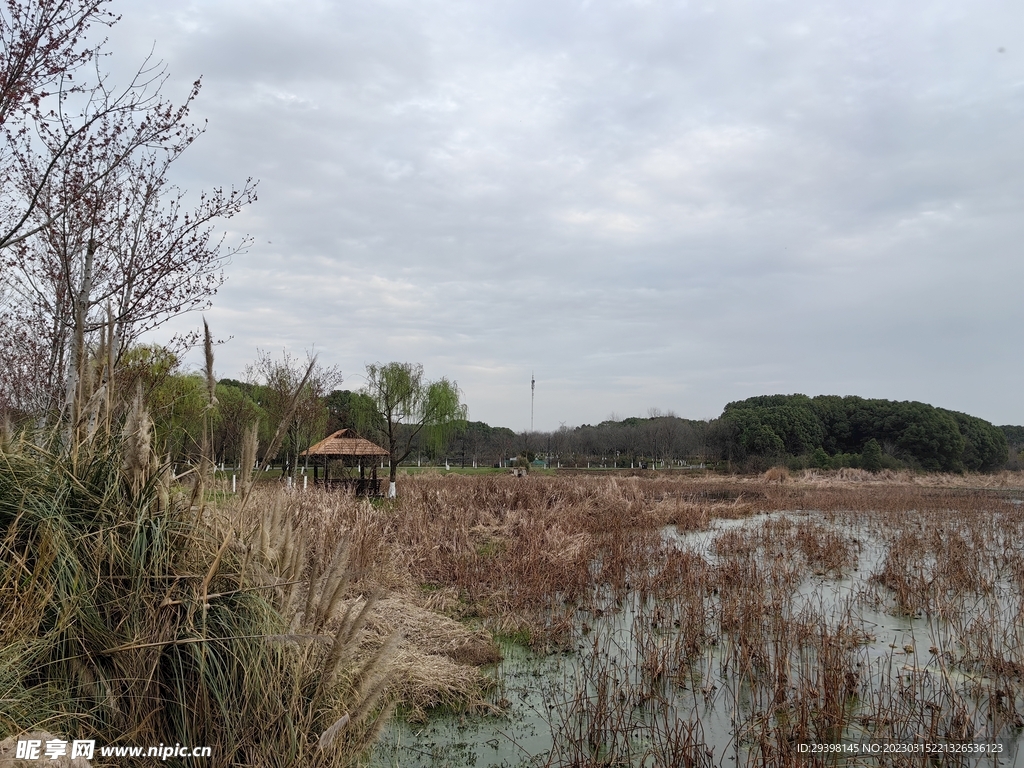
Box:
505, 474, 1022, 767
318, 471, 1024, 767
267, 471, 1023, 632
259, 474, 749, 647
0, 434, 399, 767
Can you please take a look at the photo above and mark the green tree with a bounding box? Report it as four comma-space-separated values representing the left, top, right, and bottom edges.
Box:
356, 362, 467, 497
862, 438, 883, 472
810, 447, 831, 470
948, 411, 1008, 471
745, 423, 785, 457
723, 393, 1006, 473
325, 389, 378, 433
1000, 425, 1024, 447
116, 345, 205, 464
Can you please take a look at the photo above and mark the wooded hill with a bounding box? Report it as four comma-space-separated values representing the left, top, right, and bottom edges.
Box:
722, 394, 1009, 472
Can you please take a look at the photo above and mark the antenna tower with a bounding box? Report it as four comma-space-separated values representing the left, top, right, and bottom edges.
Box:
531, 372, 535, 432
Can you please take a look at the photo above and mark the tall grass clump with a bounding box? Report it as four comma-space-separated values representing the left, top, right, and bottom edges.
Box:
0, 416, 392, 765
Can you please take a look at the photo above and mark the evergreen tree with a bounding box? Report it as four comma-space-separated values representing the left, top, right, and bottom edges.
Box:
862, 438, 883, 472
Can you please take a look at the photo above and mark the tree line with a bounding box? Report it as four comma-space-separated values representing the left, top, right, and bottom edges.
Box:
452, 412, 727, 470
422, 398, 1020, 474
8, 326, 1022, 476
85, 348, 464, 487
448, 399, 1020, 474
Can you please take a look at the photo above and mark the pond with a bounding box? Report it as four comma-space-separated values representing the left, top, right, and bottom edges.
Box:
370, 508, 1024, 767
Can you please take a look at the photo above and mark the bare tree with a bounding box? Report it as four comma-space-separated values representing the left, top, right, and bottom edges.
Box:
494, 429, 515, 468
0, 2, 256, 421
0, 3, 191, 249
0, 2, 112, 123
4, 121, 255, 415
246, 349, 341, 477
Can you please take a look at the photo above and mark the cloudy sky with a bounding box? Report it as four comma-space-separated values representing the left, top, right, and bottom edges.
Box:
107, 0, 1024, 431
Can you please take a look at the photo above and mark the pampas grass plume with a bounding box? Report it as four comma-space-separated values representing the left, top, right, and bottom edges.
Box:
121, 386, 152, 493
203, 319, 218, 408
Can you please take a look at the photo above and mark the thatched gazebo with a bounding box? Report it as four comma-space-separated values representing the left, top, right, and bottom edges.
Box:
301, 429, 388, 496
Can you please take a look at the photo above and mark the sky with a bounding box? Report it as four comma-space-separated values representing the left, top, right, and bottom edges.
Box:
104, 0, 1024, 431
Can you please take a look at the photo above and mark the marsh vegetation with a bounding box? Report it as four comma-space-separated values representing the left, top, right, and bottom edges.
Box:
4, 408, 1024, 768
239, 470, 1024, 767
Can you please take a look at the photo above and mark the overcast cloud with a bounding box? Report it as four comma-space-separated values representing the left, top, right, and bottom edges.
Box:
104, 0, 1024, 430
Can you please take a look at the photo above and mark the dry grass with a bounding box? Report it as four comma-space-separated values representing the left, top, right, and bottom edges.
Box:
250, 469, 1024, 765
364, 599, 498, 721
242, 471, 1024, 639
0, 439, 399, 767
257, 476, 683, 644
498, 471, 1023, 765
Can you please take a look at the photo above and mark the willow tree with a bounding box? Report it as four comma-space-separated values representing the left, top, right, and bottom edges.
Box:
356, 362, 466, 498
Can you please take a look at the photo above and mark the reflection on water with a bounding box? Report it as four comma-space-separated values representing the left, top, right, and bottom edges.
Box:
371, 509, 1024, 767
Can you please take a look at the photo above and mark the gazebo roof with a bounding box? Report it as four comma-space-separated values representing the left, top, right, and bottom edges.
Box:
301, 429, 388, 458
